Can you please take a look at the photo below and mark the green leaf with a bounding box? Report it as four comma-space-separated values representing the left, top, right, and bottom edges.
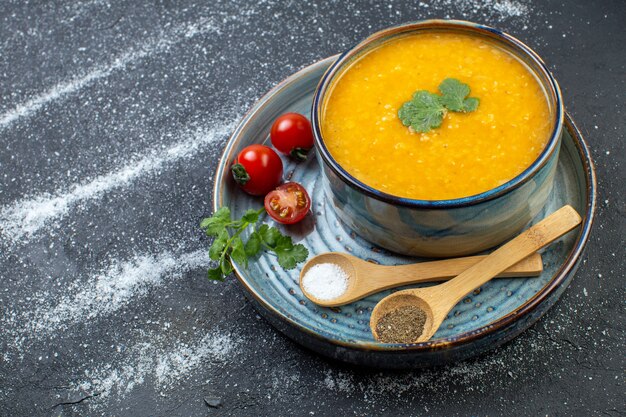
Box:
397, 90, 445, 133
244, 231, 262, 257
275, 240, 309, 270
208, 267, 224, 281
230, 236, 247, 268
398, 78, 480, 134
462, 97, 480, 112
200, 207, 231, 237
438, 78, 480, 113
241, 208, 262, 224
220, 256, 234, 276
200, 206, 308, 282
209, 229, 229, 260
257, 224, 282, 248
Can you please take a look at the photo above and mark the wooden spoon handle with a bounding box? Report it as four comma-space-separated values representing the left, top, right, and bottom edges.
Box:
374, 252, 543, 284
335, 253, 542, 306
355, 253, 542, 300
436, 205, 582, 306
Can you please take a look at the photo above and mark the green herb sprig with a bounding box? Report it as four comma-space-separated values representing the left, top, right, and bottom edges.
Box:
200, 207, 309, 281
398, 78, 480, 133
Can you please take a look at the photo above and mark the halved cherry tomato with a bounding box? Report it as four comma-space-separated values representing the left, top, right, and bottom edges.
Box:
264, 182, 311, 224
270, 113, 314, 161
231, 145, 283, 196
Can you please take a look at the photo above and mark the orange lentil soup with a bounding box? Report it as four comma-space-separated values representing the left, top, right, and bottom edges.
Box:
321, 32, 553, 200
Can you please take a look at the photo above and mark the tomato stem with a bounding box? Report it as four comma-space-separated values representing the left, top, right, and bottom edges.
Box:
290, 147, 310, 162
231, 163, 250, 185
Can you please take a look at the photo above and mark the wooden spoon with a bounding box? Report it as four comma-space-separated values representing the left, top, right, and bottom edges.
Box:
369, 205, 582, 344
299, 252, 543, 307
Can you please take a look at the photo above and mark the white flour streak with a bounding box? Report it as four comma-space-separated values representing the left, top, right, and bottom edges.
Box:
0, 16, 231, 132
0, 121, 234, 242
491, 0, 528, 17
420, 0, 529, 20
154, 332, 236, 385
11, 248, 208, 340
73, 329, 239, 400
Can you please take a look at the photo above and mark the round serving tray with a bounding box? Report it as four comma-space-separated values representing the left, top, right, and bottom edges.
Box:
213, 56, 596, 368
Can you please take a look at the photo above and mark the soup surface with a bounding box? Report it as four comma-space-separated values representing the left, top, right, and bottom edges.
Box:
321, 32, 553, 200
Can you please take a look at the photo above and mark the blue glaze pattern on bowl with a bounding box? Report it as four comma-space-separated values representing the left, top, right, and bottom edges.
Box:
213, 57, 596, 368
311, 20, 565, 257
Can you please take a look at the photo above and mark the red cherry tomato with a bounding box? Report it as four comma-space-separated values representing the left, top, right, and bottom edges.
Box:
270, 113, 314, 161
264, 182, 311, 224
231, 145, 283, 196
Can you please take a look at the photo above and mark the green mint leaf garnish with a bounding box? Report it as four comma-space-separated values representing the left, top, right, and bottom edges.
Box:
209, 229, 229, 261
230, 236, 248, 268
274, 238, 309, 270
200, 206, 231, 237
244, 231, 262, 257
438, 78, 469, 112
241, 208, 261, 224
461, 96, 479, 112
199, 207, 309, 281
208, 267, 224, 281
220, 255, 234, 275
438, 78, 480, 113
398, 91, 445, 133
398, 78, 480, 133
257, 224, 282, 248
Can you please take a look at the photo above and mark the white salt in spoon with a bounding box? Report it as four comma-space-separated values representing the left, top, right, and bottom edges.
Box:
299, 250, 544, 308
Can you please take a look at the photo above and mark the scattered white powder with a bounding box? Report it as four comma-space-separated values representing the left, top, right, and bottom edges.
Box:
318, 339, 531, 402
232, 287, 592, 408
0, 16, 238, 132
302, 263, 349, 300
9, 249, 208, 340
489, 0, 528, 17
0, 121, 234, 242
421, 0, 529, 20
263, 305, 567, 406
59, 0, 108, 25
72, 329, 240, 400
154, 332, 236, 386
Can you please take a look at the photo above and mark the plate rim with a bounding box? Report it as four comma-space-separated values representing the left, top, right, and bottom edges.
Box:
213, 57, 597, 352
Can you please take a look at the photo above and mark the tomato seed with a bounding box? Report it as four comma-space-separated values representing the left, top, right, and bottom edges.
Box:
269, 199, 280, 211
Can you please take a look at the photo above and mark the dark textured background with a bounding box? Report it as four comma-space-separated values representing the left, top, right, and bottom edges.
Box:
0, 1, 624, 416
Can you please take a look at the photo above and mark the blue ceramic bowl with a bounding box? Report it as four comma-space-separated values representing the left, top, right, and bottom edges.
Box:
311, 20, 564, 257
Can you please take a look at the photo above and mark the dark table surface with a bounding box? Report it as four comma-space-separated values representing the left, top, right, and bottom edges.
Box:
1, 1, 624, 416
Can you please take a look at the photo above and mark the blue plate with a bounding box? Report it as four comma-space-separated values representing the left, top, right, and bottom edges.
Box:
213, 56, 596, 368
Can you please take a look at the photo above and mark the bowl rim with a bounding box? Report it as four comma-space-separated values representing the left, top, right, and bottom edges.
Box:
311, 19, 565, 208
212, 55, 596, 354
